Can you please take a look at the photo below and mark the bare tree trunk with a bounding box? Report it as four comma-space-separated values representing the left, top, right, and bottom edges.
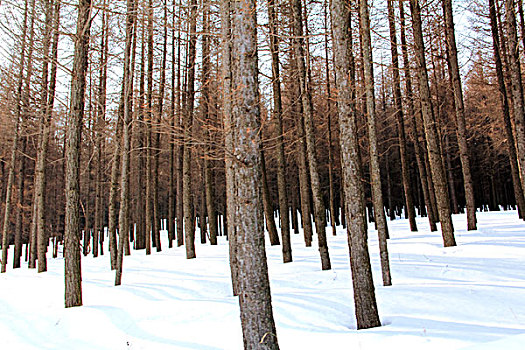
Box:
330, 0, 381, 329
504, 0, 525, 199
267, 0, 291, 261
145, 0, 155, 254
387, 0, 417, 232
441, 0, 477, 230
202, 0, 217, 246
489, 0, 525, 218
290, 0, 330, 270
294, 89, 313, 247
220, 0, 239, 296
176, 1, 184, 247
410, 0, 456, 247
323, 0, 337, 237
260, 150, 280, 245
13, 139, 27, 269
94, 0, 107, 257
359, 0, 391, 286
64, 0, 92, 307
115, 0, 136, 286
230, 0, 280, 347
184, 0, 198, 259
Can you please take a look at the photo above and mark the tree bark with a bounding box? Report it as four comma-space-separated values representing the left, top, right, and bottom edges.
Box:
290, 0, 330, 270
230, 0, 280, 347
398, 0, 437, 231
115, 0, 136, 286
184, 0, 198, 259
268, 0, 291, 261
330, 0, 381, 329
359, 0, 392, 286
441, 0, 477, 230
64, 0, 92, 307
387, 0, 417, 232
489, 0, 525, 218
410, 0, 456, 247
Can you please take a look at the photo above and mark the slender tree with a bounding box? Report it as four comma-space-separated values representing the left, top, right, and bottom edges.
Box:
64, 0, 92, 307
330, 0, 381, 329
410, 0, 456, 247
441, 0, 477, 230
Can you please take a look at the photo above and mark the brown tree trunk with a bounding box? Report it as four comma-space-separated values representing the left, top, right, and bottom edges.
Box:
221, 0, 239, 296
504, 0, 525, 200
489, 0, 525, 218
64, 0, 92, 307
261, 150, 280, 245
359, 0, 391, 286
398, 0, 437, 231
330, 0, 381, 329
184, 0, 198, 259
387, 0, 417, 232
410, 0, 456, 247
324, 0, 337, 237
290, 0, 330, 270
115, 0, 136, 286
202, 0, 218, 246
230, 0, 280, 346
268, 0, 291, 261
441, 0, 477, 229
145, 0, 155, 254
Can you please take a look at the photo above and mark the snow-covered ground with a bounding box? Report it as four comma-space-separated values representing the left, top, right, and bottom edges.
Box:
1, 210, 524, 349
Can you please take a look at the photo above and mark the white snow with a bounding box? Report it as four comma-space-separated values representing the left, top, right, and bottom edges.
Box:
1, 210, 524, 349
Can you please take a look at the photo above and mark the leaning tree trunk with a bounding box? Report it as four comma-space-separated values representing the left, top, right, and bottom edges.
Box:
229, 0, 280, 347
410, 0, 456, 247
359, 0, 392, 286
387, 0, 417, 232
330, 0, 381, 329
261, 150, 280, 245
442, 0, 477, 230
489, 0, 525, 218
290, 0, 330, 270
64, 0, 92, 307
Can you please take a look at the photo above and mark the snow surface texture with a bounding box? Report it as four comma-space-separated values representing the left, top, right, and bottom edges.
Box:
1, 211, 524, 349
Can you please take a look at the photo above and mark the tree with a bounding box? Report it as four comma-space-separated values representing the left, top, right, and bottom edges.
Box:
290, 0, 330, 270
330, 0, 381, 329
229, 0, 280, 347
64, 0, 93, 307
441, 0, 477, 230
410, 0, 456, 247
359, 0, 392, 286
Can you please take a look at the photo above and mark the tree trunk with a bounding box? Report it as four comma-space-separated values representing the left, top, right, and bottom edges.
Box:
441, 0, 477, 230
324, 0, 337, 237
230, 0, 280, 347
184, 0, 198, 259
359, 0, 391, 286
290, 0, 330, 270
268, 0, 291, 261
202, 0, 218, 246
330, 0, 381, 329
387, 0, 417, 232
410, 0, 456, 247
64, 0, 92, 307
116, 0, 136, 286
489, 0, 525, 218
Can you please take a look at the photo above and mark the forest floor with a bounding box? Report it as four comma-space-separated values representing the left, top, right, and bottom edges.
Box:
1, 210, 524, 349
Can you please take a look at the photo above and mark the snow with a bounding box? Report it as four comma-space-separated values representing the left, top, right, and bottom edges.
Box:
1, 210, 524, 349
